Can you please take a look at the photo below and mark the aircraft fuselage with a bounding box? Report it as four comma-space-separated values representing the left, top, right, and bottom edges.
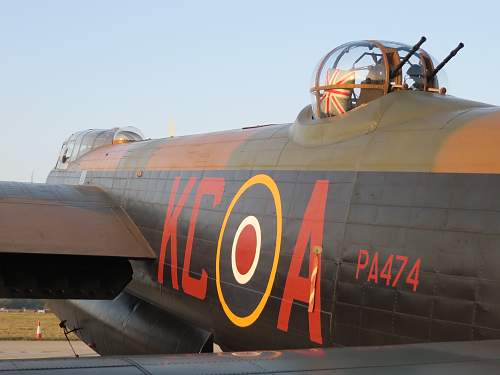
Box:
47, 91, 500, 351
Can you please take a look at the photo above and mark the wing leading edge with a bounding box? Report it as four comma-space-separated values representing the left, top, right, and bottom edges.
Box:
0, 181, 155, 258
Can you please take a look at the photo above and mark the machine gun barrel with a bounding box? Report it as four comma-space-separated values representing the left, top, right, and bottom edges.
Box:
390, 36, 427, 79
427, 42, 464, 80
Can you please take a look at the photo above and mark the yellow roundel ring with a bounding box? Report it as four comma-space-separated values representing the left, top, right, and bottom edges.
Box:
215, 174, 282, 328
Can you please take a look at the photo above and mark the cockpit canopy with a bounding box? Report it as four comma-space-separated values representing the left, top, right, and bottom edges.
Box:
311, 40, 444, 119
55, 126, 144, 169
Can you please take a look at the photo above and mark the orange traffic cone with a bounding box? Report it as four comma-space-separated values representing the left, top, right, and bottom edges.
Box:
36, 321, 42, 339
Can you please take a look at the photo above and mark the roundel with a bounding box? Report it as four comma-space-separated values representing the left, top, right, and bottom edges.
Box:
231, 215, 261, 285
216, 174, 282, 328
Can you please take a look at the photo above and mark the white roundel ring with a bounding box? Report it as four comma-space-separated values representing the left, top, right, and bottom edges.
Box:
231, 215, 262, 285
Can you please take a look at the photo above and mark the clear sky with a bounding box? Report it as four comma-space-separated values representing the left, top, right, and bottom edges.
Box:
0, 0, 498, 182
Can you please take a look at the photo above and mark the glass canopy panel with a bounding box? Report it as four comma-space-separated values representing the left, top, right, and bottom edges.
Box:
312, 41, 387, 118
378, 40, 445, 90
310, 40, 449, 120
55, 127, 144, 169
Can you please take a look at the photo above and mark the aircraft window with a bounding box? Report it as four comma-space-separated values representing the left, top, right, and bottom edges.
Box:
62, 139, 76, 163
310, 39, 455, 120
94, 132, 113, 148
427, 53, 448, 90
74, 131, 92, 160
388, 44, 428, 90
66, 131, 85, 163
379, 40, 447, 91
405, 63, 425, 90
113, 128, 144, 144
311, 41, 387, 118
55, 127, 144, 169
82, 130, 110, 154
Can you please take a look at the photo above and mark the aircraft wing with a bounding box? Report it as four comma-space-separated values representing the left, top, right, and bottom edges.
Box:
1, 339, 500, 374
0, 181, 155, 299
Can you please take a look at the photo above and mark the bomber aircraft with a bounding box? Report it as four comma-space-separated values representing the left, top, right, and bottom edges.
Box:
2, 37, 500, 373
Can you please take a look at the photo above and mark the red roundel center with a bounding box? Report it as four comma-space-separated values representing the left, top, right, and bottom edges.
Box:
235, 224, 257, 275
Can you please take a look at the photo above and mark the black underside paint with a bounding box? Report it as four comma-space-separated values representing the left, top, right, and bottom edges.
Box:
48, 292, 213, 355
47, 169, 500, 351
0, 254, 131, 299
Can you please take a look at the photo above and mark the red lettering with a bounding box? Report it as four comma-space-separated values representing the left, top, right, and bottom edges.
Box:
380, 254, 394, 286
356, 250, 422, 291
157, 176, 197, 287
182, 177, 224, 300
391, 255, 408, 288
355, 250, 369, 279
277, 180, 329, 345
367, 251, 379, 283
406, 259, 421, 292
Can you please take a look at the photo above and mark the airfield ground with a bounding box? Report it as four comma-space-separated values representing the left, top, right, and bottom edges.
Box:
0, 341, 98, 359
0, 311, 220, 359
0, 311, 97, 359
0, 311, 75, 340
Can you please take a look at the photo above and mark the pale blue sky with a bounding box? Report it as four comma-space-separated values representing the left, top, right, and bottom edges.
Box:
0, 0, 498, 181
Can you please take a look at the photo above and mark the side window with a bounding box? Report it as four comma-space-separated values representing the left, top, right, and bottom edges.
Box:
62, 140, 75, 163
54, 128, 143, 170
311, 42, 387, 119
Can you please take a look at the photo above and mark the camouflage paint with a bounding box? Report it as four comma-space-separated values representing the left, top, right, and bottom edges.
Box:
46, 91, 500, 350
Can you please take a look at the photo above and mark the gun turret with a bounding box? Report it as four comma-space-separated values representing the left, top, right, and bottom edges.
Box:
428, 42, 464, 80
390, 36, 427, 79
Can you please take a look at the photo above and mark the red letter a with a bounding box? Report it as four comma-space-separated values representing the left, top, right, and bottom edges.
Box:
157, 176, 197, 288
277, 180, 329, 344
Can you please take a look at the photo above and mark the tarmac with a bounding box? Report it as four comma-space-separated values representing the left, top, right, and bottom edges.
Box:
0, 342, 222, 360
0, 341, 98, 359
